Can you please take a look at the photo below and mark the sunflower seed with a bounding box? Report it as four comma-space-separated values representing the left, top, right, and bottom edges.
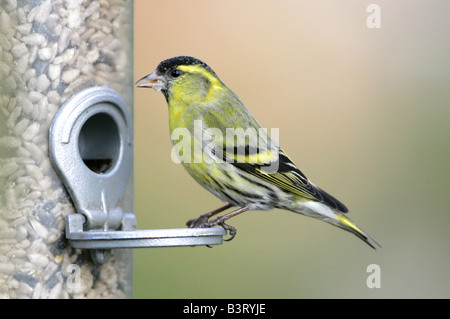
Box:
0, 136, 21, 148
61, 69, 80, 83
0, 162, 18, 177
0, 34, 11, 51
28, 254, 49, 268
36, 74, 51, 92
11, 43, 28, 58
58, 27, 71, 53
21, 122, 40, 141
33, 0, 52, 24
48, 64, 61, 81
0, 262, 15, 275
16, 23, 32, 35
22, 34, 46, 46
0, 11, 12, 34
0, 228, 16, 239
13, 118, 30, 136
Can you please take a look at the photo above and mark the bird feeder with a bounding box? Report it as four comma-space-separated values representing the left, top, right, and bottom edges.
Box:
0, 1, 224, 299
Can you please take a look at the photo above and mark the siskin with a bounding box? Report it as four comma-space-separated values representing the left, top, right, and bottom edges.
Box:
136, 56, 379, 249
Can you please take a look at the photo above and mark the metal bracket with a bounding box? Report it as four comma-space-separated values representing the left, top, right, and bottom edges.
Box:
49, 87, 225, 264
66, 213, 225, 249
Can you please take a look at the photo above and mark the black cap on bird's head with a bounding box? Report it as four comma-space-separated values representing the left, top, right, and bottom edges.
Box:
156, 56, 211, 74
135, 56, 213, 97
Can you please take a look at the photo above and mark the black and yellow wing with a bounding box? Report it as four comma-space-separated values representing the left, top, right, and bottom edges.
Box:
227, 147, 348, 213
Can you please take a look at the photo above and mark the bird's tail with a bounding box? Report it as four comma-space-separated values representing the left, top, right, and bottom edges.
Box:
334, 214, 380, 249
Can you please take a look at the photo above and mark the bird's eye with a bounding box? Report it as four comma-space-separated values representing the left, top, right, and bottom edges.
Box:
170, 69, 183, 78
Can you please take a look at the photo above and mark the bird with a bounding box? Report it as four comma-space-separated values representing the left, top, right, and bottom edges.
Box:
136, 56, 379, 249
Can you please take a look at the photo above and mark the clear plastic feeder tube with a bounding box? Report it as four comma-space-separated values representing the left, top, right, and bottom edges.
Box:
0, 0, 133, 298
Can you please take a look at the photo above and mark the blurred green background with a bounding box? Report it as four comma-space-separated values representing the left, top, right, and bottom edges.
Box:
133, 0, 449, 298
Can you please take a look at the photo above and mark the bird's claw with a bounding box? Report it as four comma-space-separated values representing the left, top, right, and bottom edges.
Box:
186, 215, 209, 228
186, 215, 238, 241
219, 221, 237, 241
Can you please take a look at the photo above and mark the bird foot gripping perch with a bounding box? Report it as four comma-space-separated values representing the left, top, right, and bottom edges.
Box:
186, 204, 250, 241
185, 203, 232, 229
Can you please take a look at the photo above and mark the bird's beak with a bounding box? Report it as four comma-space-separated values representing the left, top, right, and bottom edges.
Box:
135, 71, 166, 92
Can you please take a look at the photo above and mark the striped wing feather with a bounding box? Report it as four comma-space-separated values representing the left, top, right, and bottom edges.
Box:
230, 149, 348, 213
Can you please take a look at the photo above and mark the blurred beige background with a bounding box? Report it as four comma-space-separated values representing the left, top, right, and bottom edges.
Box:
133, 0, 449, 298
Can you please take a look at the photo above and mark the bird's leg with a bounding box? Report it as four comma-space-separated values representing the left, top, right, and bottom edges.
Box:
205, 206, 249, 241
186, 203, 233, 228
